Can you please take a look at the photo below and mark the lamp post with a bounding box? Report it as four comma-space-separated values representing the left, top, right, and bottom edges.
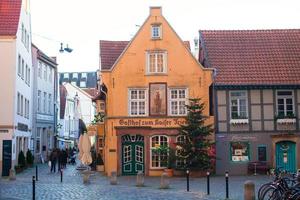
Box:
225, 171, 229, 199
207, 171, 210, 195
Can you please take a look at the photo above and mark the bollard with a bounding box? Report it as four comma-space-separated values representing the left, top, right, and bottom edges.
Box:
186, 169, 190, 192
136, 171, 144, 187
207, 171, 210, 195
225, 171, 229, 199
110, 171, 117, 185
160, 172, 170, 189
36, 165, 38, 181
32, 176, 35, 200
60, 170, 63, 183
9, 168, 16, 181
244, 180, 255, 200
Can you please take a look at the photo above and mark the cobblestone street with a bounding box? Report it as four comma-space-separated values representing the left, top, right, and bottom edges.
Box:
0, 163, 272, 200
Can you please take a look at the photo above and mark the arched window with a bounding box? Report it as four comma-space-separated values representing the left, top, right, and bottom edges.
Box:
150, 135, 168, 168
176, 135, 187, 169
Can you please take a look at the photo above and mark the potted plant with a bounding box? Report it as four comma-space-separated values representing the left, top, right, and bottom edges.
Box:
153, 145, 176, 177
96, 153, 104, 172
26, 150, 34, 167
164, 147, 176, 177
18, 150, 26, 169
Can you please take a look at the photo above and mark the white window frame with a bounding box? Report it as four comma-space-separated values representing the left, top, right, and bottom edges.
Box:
18, 54, 21, 76
168, 88, 188, 116
36, 128, 41, 154
128, 88, 148, 116
72, 73, 78, 79
81, 72, 87, 79
20, 95, 23, 116
63, 73, 69, 79
151, 24, 162, 39
71, 81, 77, 86
38, 61, 42, 78
28, 68, 30, 86
25, 64, 28, 83
146, 51, 167, 74
150, 135, 169, 169
276, 90, 295, 117
230, 90, 248, 120
21, 59, 24, 79
49, 68, 52, 83
44, 64, 47, 81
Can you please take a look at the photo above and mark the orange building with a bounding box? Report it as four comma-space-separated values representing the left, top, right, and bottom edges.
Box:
98, 7, 214, 176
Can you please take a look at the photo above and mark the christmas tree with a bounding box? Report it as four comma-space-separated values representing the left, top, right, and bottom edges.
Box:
176, 98, 215, 170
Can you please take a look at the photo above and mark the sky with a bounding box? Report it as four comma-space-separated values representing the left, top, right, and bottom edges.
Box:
30, 0, 300, 72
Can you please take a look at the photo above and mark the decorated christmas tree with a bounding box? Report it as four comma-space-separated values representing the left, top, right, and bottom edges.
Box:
176, 98, 215, 170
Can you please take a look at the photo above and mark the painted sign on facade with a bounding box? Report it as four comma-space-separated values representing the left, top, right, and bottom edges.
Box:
117, 118, 186, 127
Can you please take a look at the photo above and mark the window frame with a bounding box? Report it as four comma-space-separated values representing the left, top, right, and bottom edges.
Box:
229, 90, 248, 120
128, 88, 148, 116
176, 135, 187, 169
146, 51, 167, 74
151, 24, 162, 39
257, 145, 267, 162
276, 90, 295, 117
150, 135, 169, 169
18, 54, 21, 76
37, 90, 41, 113
230, 141, 250, 163
168, 88, 188, 116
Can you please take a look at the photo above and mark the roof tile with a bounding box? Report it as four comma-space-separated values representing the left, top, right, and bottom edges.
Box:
0, 0, 22, 36
199, 29, 300, 85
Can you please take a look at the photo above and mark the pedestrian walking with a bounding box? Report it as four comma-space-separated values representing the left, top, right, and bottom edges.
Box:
50, 149, 58, 173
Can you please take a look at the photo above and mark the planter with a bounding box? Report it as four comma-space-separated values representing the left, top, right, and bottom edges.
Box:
14, 167, 23, 174
164, 168, 174, 177
96, 165, 104, 172
277, 118, 296, 124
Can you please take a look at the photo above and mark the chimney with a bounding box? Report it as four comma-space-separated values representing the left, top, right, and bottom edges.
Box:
150, 7, 162, 16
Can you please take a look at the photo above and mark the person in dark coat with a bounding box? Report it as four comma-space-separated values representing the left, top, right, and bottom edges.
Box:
57, 149, 62, 172
50, 149, 58, 173
62, 149, 68, 169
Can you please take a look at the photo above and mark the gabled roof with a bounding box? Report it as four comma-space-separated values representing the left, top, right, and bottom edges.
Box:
82, 88, 99, 98
0, 0, 22, 36
100, 40, 191, 71
199, 29, 300, 86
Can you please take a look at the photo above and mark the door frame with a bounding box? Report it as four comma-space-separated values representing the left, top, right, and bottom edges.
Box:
271, 135, 300, 172
2, 140, 12, 176
275, 141, 296, 172
121, 134, 145, 175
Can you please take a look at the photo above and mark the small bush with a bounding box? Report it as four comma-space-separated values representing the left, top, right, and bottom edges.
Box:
26, 150, 34, 166
18, 151, 26, 168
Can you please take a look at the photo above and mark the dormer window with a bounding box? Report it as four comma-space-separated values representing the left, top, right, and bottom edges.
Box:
151, 24, 161, 39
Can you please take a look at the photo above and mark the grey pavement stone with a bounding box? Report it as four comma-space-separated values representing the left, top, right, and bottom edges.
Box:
0, 163, 273, 200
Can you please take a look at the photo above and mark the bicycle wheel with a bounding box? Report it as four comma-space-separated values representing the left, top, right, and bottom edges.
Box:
261, 186, 281, 200
258, 183, 274, 200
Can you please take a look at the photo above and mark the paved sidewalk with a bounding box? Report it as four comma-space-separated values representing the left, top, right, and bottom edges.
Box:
0, 163, 272, 200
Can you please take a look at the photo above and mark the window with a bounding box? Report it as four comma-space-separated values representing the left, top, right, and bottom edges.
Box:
49, 68, 52, 82
44, 64, 47, 80
150, 135, 169, 168
151, 25, 161, 39
63, 73, 69, 79
146, 52, 167, 74
26, 34, 29, 49
24, 99, 27, 118
71, 81, 77, 86
24, 29, 27, 46
27, 99, 29, 118
43, 92, 47, 113
17, 93, 20, 115
36, 128, 41, 154
37, 90, 41, 112
230, 142, 250, 162
48, 94, 51, 114
129, 89, 147, 116
80, 81, 86, 88
169, 88, 187, 116
21, 59, 24, 79
27, 68, 30, 85
276, 90, 294, 117
18, 54, 21, 76
21, 24, 24, 42
38, 61, 42, 78
176, 136, 187, 169
20, 95, 23, 116
230, 91, 248, 119
72, 73, 78, 79
81, 72, 87, 79
258, 146, 267, 162
25, 65, 28, 83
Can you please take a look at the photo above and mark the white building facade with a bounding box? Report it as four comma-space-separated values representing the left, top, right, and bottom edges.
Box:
0, 0, 33, 176
31, 44, 58, 162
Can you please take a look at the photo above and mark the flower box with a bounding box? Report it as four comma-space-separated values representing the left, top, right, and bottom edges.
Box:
230, 119, 249, 125
276, 118, 296, 124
